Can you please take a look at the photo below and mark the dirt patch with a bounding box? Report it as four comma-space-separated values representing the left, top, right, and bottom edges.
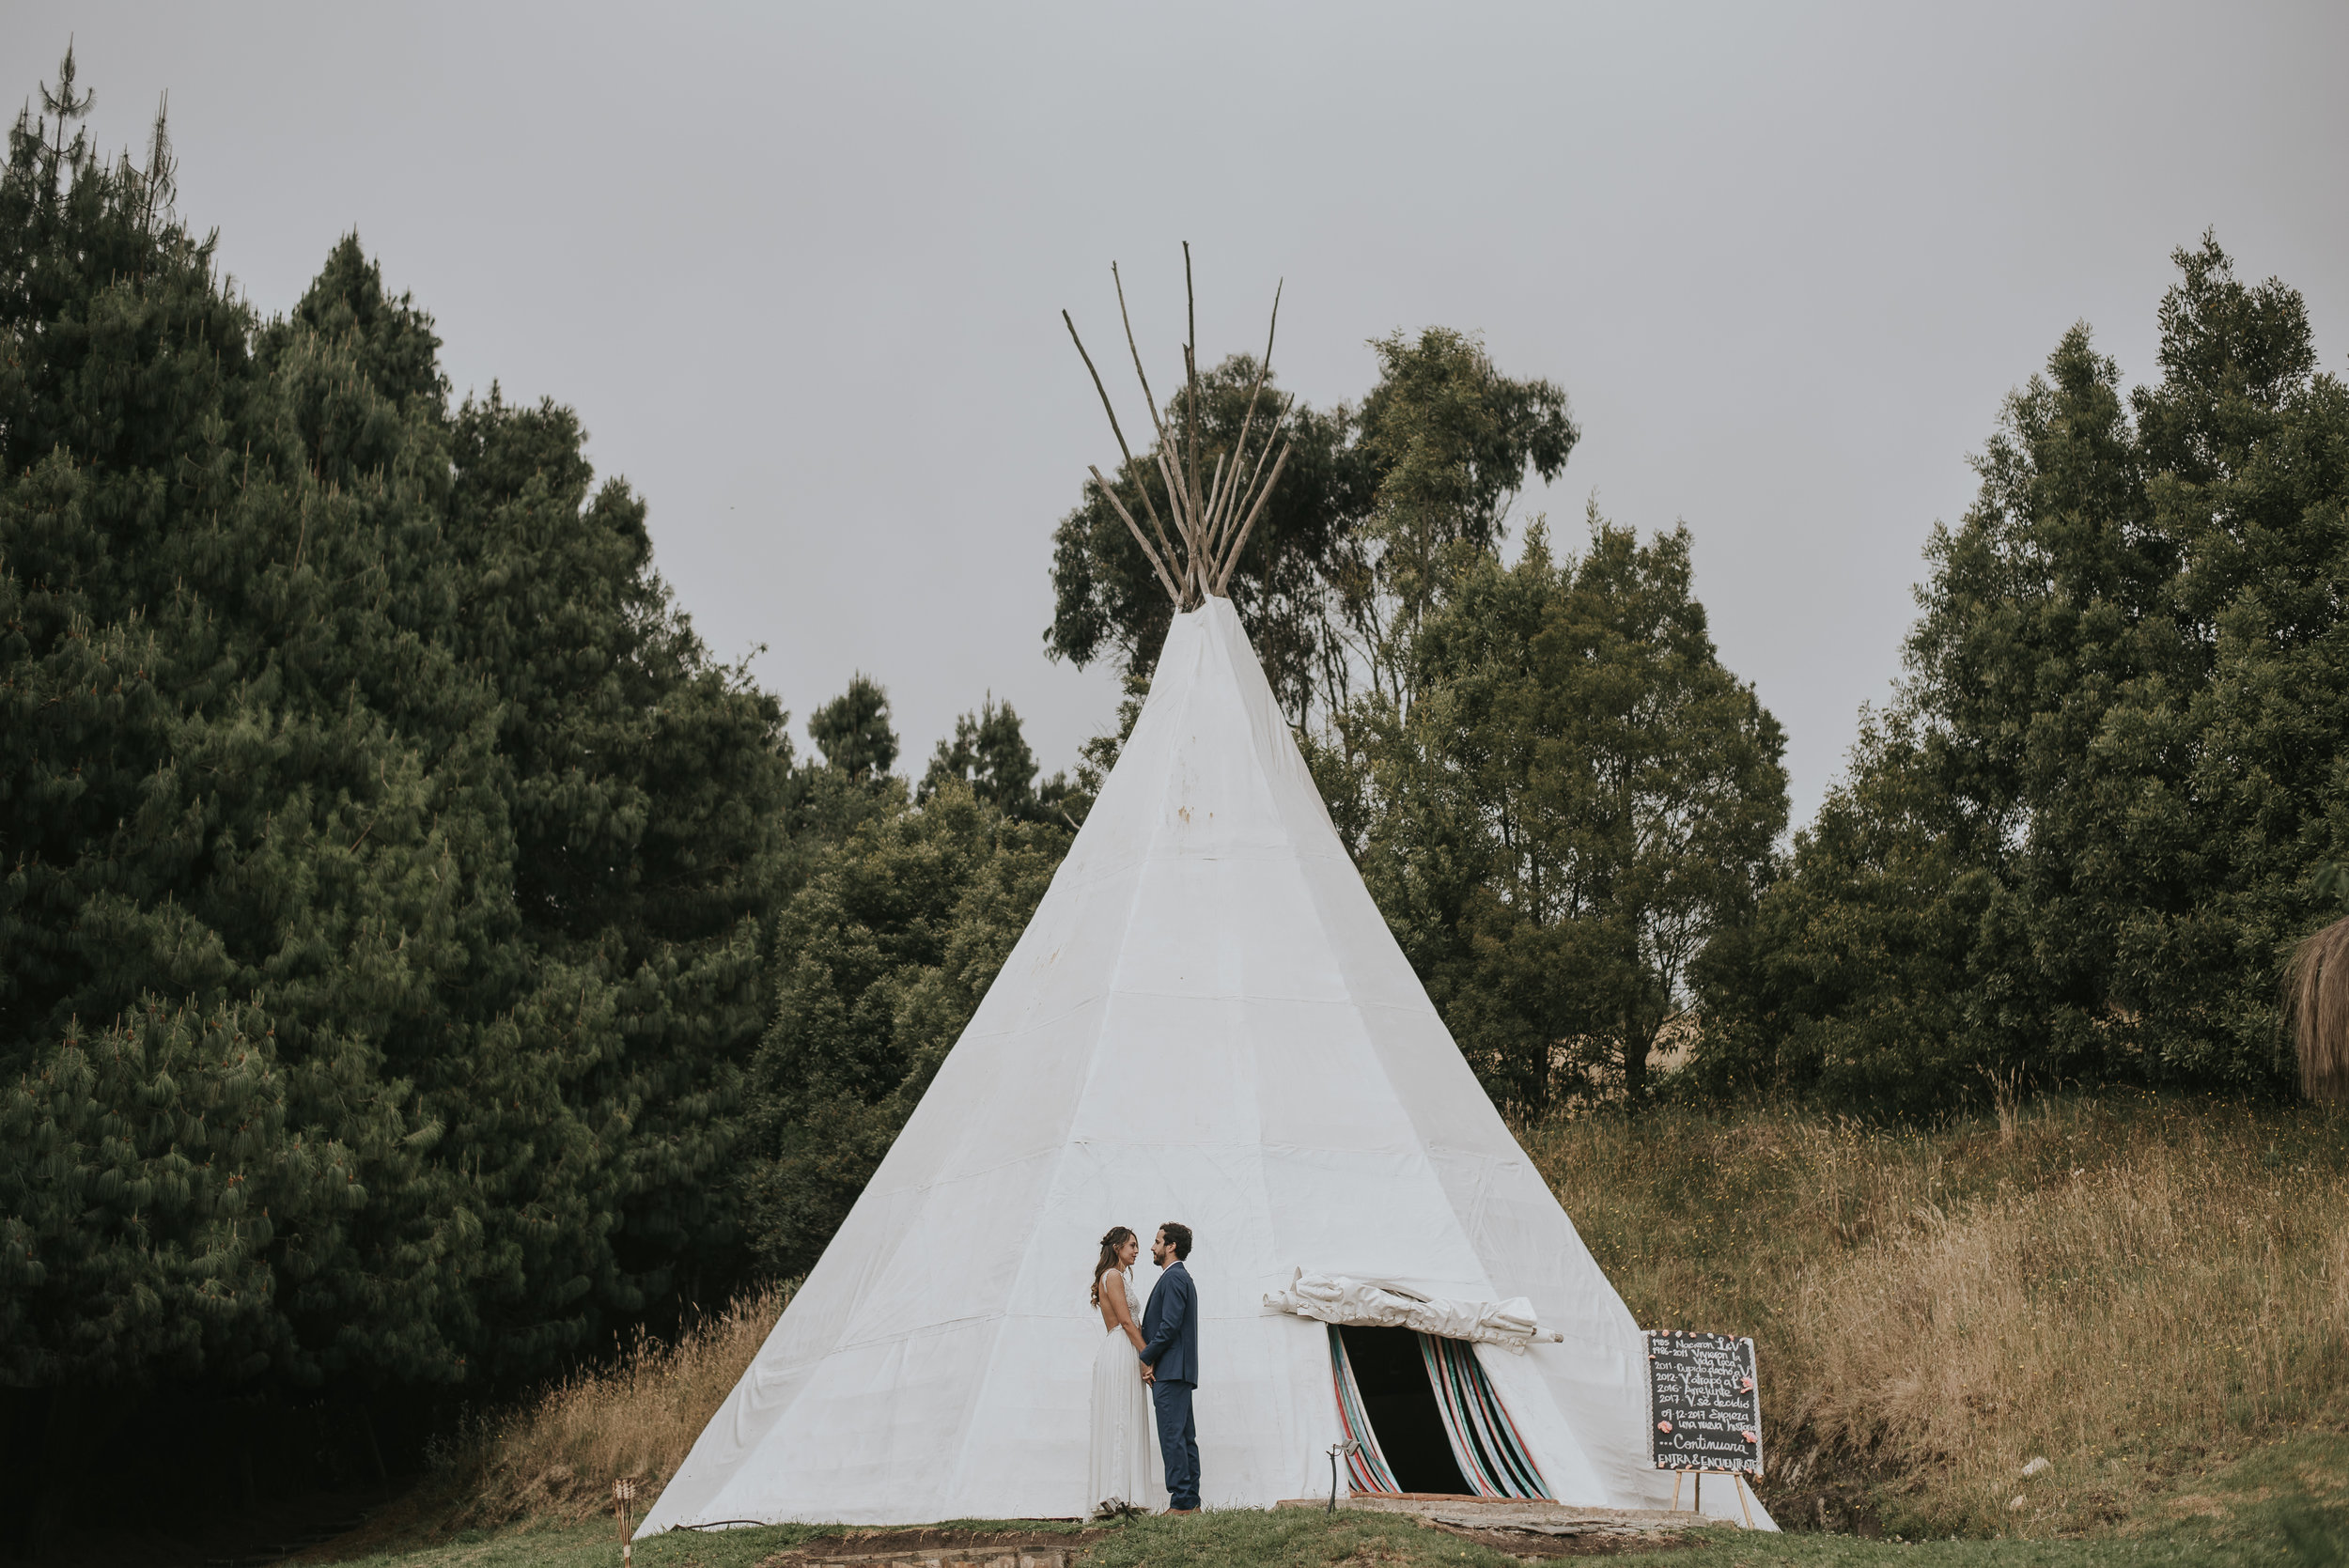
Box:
754, 1527, 1102, 1564
1423, 1522, 1699, 1559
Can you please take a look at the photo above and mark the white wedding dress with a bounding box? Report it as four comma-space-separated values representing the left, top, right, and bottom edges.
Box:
1088, 1269, 1168, 1516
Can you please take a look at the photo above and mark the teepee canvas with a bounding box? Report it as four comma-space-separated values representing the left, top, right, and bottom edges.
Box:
641, 263, 1770, 1534
643, 598, 1772, 1530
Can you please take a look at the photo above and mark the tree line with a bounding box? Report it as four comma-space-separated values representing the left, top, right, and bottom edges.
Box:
1, 54, 788, 1405
1696, 238, 2349, 1114
4, 47, 2345, 1509
0, 56, 1088, 1505
1050, 235, 2349, 1120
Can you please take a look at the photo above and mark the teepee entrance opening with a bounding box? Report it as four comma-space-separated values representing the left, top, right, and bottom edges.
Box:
1333, 1327, 1472, 1495
1330, 1325, 1558, 1500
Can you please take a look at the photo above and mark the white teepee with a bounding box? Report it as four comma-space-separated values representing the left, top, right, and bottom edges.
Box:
639, 596, 1770, 1532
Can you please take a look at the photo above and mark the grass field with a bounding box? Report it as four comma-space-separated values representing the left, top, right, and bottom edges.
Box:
375, 1094, 2349, 1568
323, 1431, 2349, 1568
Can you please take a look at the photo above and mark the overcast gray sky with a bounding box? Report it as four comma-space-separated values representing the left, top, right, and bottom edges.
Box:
9, 3, 2343, 825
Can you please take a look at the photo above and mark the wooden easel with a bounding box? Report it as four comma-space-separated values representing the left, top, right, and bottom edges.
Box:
1671, 1467, 1757, 1529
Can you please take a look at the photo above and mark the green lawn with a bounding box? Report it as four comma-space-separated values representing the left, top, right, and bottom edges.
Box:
316, 1431, 2349, 1568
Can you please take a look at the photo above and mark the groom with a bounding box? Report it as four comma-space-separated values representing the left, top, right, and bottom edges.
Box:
1137, 1221, 1200, 1514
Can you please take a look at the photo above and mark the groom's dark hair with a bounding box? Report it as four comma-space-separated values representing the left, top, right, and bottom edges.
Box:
1159, 1221, 1193, 1261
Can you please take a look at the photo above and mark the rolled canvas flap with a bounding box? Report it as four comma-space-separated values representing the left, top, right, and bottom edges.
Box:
1263, 1267, 1564, 1352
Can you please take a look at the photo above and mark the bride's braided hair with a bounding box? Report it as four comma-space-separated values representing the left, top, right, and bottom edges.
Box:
1089, 1226, 1136, 1306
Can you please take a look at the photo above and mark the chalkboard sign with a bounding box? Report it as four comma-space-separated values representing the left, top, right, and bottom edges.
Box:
1645, 1330, 1761, 1475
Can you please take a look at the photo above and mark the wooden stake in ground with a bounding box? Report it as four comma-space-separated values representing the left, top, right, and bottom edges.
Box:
614, 1478, 637, 1567
1063, 246, 1296, 613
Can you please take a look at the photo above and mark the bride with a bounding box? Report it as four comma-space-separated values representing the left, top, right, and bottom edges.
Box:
1088, 1226, 1168, 1517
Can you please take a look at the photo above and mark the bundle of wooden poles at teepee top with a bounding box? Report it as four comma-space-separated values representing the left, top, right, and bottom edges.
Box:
1064, 243, 1296, 611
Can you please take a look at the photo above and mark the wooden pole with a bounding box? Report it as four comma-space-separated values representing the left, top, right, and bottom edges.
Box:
1213, 442, 1291, 595
1203, 279, 1285, 571
1183, 243, 1201, 545
1067, 251, 1298, 608
1182, 341, 1205, 597
1153, 449, 1197, 606
1062, 310, 1138, 466
1090, 466, 1180, 603
1204, 450, 1228, 551
1065, 310, 1182, 581
1112, 261, 1167, 444
1672, 1471, 1682, 1512
1221, 393, 1297, 567
1220, 280, 1283, 523
1735, 1473, 1756, 1529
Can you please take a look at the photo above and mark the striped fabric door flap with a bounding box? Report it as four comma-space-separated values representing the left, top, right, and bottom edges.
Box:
1419, 1333, 1551, 1500
1327, 1327, 1400, 1494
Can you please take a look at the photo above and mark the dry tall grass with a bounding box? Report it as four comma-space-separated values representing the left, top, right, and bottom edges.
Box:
2288, 915, 2349, 1101
441, 1283, 789, 1527
432, 1099, 2343, 1542
1524, 1096, 2349, 1537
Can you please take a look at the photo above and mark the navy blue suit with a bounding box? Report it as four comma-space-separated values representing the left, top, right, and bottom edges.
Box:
1138, 1259, 1200, 1508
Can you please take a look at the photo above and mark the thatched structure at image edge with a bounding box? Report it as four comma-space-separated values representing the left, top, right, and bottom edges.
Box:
2287, 916, 2349, 1102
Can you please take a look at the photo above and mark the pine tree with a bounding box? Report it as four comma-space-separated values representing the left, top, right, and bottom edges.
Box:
441, 378, 787, 1343
1704, 238, 2349, 1108
1, 55, 485, 1390
806, 674, 898, 782
0, 48, 788, 1430
918, 695, 1082, 825
740, 686, 1084, 1276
